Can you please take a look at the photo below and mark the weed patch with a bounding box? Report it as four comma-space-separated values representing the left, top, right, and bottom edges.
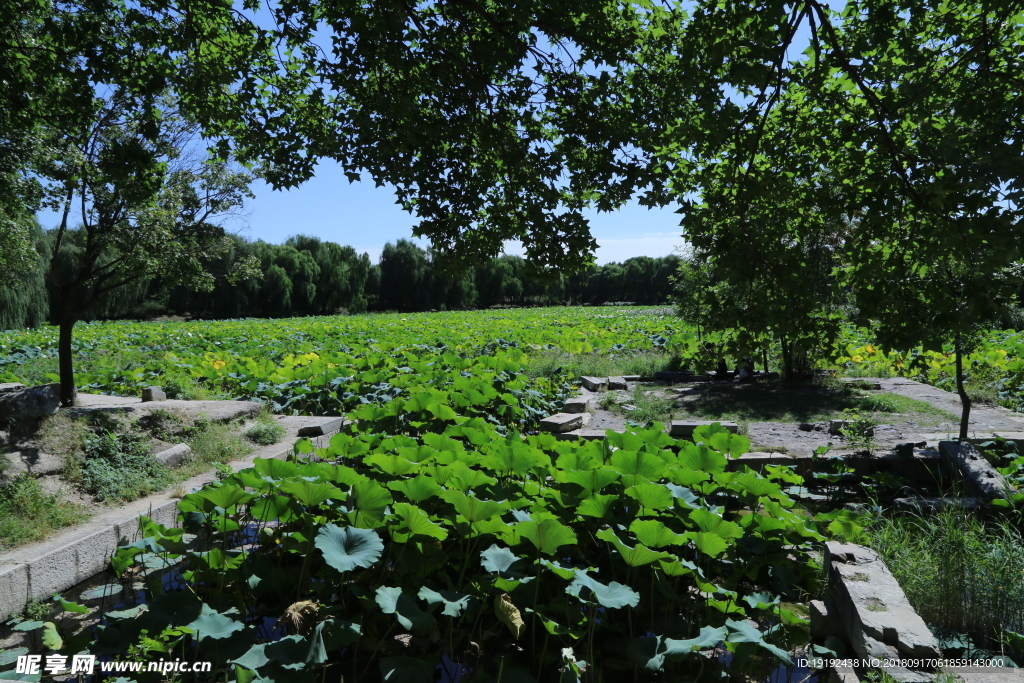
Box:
0, 474, 84, 549
245, 418, 286, 446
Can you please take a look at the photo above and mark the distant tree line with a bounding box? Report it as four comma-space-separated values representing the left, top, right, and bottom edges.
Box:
1, 224, 680, 329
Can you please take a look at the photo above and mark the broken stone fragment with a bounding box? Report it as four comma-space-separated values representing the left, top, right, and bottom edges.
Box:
540, 413, 584, 432
580, 376, 608, 391
142, 386, 167, 402
607, 376, 627, 390
562, 397, 590, 414
0, 383, 62, 422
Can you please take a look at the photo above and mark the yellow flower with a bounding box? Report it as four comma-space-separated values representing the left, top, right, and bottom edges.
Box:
212, 360, 227, 370
851, 355, 864, 362
865, 344, 876, 354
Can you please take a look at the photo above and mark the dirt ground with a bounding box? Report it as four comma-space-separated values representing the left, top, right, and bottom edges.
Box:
578, 376, 1024, 457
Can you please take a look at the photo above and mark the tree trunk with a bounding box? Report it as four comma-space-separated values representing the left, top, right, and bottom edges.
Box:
955, 335, 971, 441
58, 309, 77, 407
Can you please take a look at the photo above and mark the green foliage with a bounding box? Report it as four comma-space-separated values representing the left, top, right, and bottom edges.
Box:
0, 474, 83, 549
244, 420, 286, 446
60, 420, 858, 681
867, 508, 1024, 655
78, 430, 171, 503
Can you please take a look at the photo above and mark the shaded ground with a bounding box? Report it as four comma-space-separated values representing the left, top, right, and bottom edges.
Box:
582, 376, 1024, 457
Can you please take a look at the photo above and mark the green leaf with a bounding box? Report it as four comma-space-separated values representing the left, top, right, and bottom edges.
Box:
514, 518, 577, 556
80, 583, 121, 601
349, 479, 393, 527
315, 524, 384, 572
576, 494, 618, 518
249, 494, 298, 523
194, 484, 253, 511
678, 443, 727, 474
609, 450, 667, 485
185, 603, 245, 641
629, 520, 686, 548
390, 503, 448, 542
387, 475, 443, 503
685, 531, 729, 558
596, 528, 671, 567
11, 621, 44, 632
56, 598, 88, 614
726, 618, 792, 664
688, 508, 743, 539
566, 572, 640, 609
558, 468, 620, 497
375, 587, 435, 634
441, 490, 507, 523
278, 479, 346, 507
625, 482, 673, 511
41, 622, 62, 650
418, 586, 477, 617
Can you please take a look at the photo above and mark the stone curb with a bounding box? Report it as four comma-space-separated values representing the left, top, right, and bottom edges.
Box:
0, 415, 341, 622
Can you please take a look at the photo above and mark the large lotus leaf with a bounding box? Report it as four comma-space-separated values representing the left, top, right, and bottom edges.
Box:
685, 531, 729, 558
315, 524, 384, 573
664, 483, 699, 507
708, 430, 750, 459
252, 457, 299, 480
387, 475, 443, 504
389, 503, 447, 543
348, 479, 393, 527
250, 494, 298, 524
447, 461, 498, 491
725, 618, 792, 664
278, 480, 346, 508
375, 587, 436, 634
482, 438, 548, 476
629, 520, 687, 548
558, 468, 620, 497
566, 571, 640, 609
631, 625, 729, 671
365, 453, 420, 477
609, 450, 666, 486
417, 586, 477, 617
41, 622, 62, 650
606, 431, 648, 453
514, 518, 577, 556
688, 508, 743, 540
625, 482, 673, 511
422, 432, 465, 454
678, 443, 727, 474
185, 603, 245, 641
575, 494, 618, 519
555, 450, 600, 471
595, 528, 671, 567
729, 471, 783, 498
0, 672, 42, 682
0, 648, 29, 667
195, 484, 254, 511
378, 656, 435, 683
440, 490, 507, 523
480, 544, 519, 575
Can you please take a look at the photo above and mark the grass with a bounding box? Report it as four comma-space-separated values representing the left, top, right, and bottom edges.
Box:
608, 379, 958, 426
0, 474, 84, 549
866, 507, 1024, 655
184, 422, 253, 475
522, 350, 678, 381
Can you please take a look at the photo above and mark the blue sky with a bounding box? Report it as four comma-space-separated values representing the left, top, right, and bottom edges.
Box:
224, 162, 687, 265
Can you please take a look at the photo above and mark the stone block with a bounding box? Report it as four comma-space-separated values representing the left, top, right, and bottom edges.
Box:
151, 501, 180, 528
555, 428, 608, 442
825, 541, 940, 671
810, 599, 845, 639
0, 382, 26, 393
154, 443, 192, 467
0, 564, 30, 623
669, 421, 739, 438
607, 376, 628, 390
71, 527, 120, 584
939, 440, 1014, 499
562, 397, 590, 414
0, 383, 62, 422
27, 542, 80, 601
541, 413, 584, 433
622, 375, 640, 382
297, 417, 347, 437
142, 386, 167, 402
580, 376, 608, 391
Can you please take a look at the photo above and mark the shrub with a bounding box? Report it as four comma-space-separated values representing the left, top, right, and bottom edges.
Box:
78, 430, 171, 503
245, 420, 286, 445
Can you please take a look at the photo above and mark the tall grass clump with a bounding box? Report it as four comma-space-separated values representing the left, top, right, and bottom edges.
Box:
523, 350, 677, 380
866, 508, 1024, 652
